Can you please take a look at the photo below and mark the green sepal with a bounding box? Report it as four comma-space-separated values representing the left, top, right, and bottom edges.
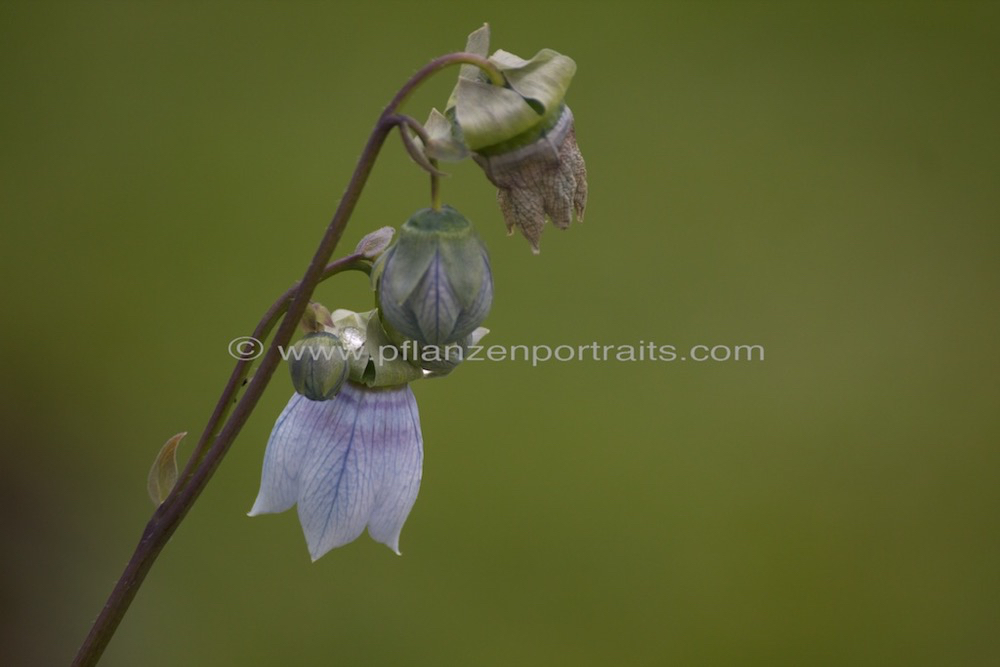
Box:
450, 79, 540, 151
490, 49, 576, 117
422, 108, 470, 162
329, 309, 371, 382
474, 102, 566, 157
444, 24, 577, 151
331, 309, 423, 388
359, 312, 424, 388
458, 23, 491, 80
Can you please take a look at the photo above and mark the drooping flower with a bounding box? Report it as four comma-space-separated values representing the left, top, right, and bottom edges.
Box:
423, 24, 588, 253
475, 107, 587, 253
248, 382, 422, 560
376, 205, 493, 346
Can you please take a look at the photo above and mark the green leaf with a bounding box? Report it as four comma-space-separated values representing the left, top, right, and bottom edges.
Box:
147, 432, 186, 506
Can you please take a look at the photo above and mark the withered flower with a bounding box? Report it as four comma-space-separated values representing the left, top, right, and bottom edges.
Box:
423, 24, 588, 253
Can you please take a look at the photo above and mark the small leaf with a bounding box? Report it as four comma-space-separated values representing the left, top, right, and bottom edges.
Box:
147, 432, 186, 506
354, 227, 395, 259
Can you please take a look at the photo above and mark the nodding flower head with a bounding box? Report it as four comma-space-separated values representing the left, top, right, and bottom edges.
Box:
422, 24, 588, 253
376, 205, 493, 347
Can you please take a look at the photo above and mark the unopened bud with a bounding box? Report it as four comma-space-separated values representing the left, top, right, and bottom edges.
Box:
288, 332, 348, 401
377, 206, 493, 346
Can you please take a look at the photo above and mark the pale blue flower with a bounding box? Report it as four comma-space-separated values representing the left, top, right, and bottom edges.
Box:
248, 382, 423, 560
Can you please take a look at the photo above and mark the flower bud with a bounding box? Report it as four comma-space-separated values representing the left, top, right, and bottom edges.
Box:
377, 206, 492, 346
288, 332, 349, 401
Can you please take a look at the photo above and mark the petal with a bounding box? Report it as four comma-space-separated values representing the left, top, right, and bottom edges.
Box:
565, 129, 588, 221
498, 186, 545, 253
451, 78, 541, 151
249, 393, 331, 516
451, 249, 494, 339
545, 160, 576, 230
295, 383, 423, 560
364, 385, 423, 553
422, 108, 470, 162
406, 249, 462, 344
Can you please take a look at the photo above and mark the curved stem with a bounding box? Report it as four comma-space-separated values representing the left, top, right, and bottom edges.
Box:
394, 117, 446, 179
388, 52, 504, 111
72, 49, 500, 667
430, 160, 442, 211
390, 114, 446, 210
171, 256, 371, 492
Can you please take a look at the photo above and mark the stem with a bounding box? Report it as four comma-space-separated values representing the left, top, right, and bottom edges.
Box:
430, 162, 441, 211
172, 256, 371, 492
72, 50, 502, 667
388, 114, 445, 211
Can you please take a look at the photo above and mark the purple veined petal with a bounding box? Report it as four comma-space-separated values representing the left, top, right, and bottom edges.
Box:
451, 250, 494, 340
409, 249, 462, 344
248, 393, 330, 516
378, 250, 427, 341
295, 383, 423, 561
365, 385, 423, 553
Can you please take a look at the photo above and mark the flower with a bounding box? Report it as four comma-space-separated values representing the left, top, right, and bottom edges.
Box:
376, 206, 493, 346
422, 24, 588, 253
474, 106, 587, 254
248, 382, 423, 560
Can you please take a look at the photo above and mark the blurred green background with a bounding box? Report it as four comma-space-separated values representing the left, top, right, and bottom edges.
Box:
3, 1, 999, 665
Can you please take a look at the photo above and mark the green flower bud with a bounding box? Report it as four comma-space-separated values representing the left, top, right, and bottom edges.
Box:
376, 206, 493, 346
288, 332, 349, 401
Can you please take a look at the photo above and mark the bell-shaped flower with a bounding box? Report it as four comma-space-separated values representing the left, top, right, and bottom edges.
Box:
423, 24, 588, 253
248, 381, 423, 560
376, 205, 493, 346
